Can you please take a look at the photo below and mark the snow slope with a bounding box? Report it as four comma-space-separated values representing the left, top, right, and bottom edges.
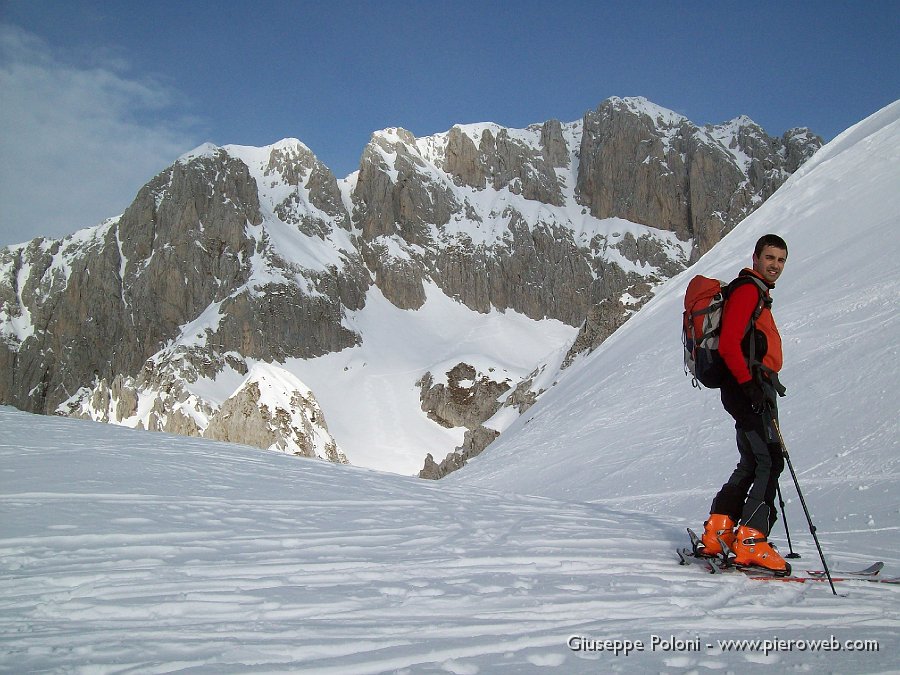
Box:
2, 406, 899, 674
282, 283, 577, 474
451, 100, 900, 572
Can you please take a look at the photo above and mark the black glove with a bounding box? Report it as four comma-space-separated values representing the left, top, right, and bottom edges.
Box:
741, 381, 767, 414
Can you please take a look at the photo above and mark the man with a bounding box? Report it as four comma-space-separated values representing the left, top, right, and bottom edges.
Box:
699, 234, 790, 573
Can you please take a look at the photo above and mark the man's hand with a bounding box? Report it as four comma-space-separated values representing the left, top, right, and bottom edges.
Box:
741, 381, 767, 414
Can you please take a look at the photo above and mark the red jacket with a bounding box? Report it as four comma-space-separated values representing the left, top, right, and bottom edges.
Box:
718, 269, 783, 385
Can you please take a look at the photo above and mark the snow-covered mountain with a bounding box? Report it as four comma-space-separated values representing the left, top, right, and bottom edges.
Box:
1, 102, 898, 673
0, 97, 821, 474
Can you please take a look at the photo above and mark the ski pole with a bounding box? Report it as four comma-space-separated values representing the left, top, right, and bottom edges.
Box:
776, 483, 800, 559
771, 417, 836, 595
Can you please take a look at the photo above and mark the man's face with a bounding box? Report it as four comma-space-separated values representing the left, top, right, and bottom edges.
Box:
753, 245, 787, 284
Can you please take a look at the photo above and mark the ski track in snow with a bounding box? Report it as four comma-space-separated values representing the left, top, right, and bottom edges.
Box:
2, 409, 899, 674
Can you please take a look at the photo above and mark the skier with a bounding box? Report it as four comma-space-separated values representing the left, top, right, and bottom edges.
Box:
699, 234, 790, 572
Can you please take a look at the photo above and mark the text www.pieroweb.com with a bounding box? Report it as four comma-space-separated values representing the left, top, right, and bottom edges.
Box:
567, 634, 880, 656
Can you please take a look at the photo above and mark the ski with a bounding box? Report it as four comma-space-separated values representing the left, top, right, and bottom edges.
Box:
712, 532, 885, 579
719, 530, 884, 578
677, 546, 899, 584
740, 573, 899, 585
686, 528, 882, 577
806, 561, 884, 578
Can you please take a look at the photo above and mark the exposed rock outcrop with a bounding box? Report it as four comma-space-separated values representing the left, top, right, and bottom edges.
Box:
417, 363, 511, 430
420, 426, 501, 480
205, 373, 347, 463
416, 362, 550, 479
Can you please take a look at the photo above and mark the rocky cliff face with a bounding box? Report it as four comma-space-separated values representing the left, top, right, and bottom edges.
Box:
0, 97, 821, 473
575, 98, 820, 259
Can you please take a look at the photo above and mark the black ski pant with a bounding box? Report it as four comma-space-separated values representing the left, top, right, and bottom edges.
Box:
709, 377, 784, 535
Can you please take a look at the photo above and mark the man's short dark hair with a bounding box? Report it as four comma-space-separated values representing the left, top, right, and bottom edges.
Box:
755, 234, 788, 258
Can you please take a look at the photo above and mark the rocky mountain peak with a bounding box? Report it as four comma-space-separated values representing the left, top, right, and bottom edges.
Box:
0, 96, 823, 476
263, 138, 318, 185
782, 127, 824, 172
606, 95, 690, 129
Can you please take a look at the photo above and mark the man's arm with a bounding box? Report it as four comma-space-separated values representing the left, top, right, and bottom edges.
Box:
718, 283, 759, 384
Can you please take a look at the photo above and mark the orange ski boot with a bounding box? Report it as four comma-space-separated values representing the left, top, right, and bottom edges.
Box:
699, 514, 736, 556
732, 525, 790, 575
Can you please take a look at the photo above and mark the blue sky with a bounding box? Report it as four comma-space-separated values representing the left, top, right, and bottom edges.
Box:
1, 0, 898, 246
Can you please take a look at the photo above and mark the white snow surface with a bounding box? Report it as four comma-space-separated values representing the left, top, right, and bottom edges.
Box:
2, 405, 899, 674
2, 101, 900, 674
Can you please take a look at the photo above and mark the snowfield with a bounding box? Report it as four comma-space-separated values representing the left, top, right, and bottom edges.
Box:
2, 99, 900, 673
2, 408, 899, 674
